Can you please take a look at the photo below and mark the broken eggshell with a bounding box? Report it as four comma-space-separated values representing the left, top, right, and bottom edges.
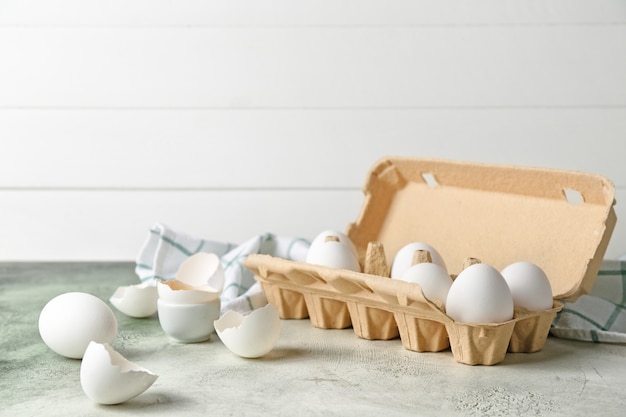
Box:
80, 341, 158, 405
109, 282, 158, 318
157, 279, 220, 304
176, 252, 225, 292
214, 304, 281, 358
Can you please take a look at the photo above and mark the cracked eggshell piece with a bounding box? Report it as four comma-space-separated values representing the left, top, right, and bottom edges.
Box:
214, 304, 281, 358
38, 292, 117, 359
157, 279, 220, 304
80, 341, 158, 405
176, 252, 225, 292
109, 282, 158, 318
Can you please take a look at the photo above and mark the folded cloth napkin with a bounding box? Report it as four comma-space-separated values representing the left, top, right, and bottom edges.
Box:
136, 224, 626, 344
135, 223, 310, 314
550, 259, 626, 344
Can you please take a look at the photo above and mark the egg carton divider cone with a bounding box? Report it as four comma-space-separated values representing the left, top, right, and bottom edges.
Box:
243, 157, 616, 365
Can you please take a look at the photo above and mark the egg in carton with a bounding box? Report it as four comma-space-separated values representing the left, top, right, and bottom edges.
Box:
244, 157, 616, 365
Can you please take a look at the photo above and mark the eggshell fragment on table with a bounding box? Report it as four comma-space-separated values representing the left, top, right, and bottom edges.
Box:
80, 341, 158, 405
214, 303, 281, 358
109, 282, 158, 318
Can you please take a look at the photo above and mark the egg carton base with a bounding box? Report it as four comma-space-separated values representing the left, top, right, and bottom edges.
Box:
258, 279, 562, 365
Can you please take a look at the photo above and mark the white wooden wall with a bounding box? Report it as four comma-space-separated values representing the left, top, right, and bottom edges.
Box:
1, 0, 625, 261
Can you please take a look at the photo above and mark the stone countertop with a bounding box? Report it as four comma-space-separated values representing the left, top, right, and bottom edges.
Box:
1, 262, 625, 416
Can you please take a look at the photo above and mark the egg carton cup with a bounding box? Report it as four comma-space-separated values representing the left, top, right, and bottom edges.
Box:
245, 157, 616, 365
245, 254, 563, 365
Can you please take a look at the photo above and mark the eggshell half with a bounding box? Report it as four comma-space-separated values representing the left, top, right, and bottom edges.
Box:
214, 304, 281, 358
80, 341, 158, 405
176, 252, 225, 292
109, 282, 158, 318
157, 279, 220, 304
390, 242, 447, 278
38, 292, 118, 359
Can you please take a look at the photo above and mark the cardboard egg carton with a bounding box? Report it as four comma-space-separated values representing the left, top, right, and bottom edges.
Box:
243, 157, 617, 365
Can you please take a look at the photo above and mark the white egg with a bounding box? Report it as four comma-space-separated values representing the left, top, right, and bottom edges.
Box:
109, 282, 158, 318
501, 261, 554, 311
306, 239, 361, 271
309, 229, 358, 258
390, 242, 447, 278
446, 263, 514, 323
214, 304, 281, 358
80, 341, 158, 405
38, 292, 118, 359
397, 262, 453, 307
176, 252, 225, 292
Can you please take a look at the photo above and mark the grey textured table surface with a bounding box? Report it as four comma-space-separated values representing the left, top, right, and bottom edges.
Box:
1, 262, 625, 417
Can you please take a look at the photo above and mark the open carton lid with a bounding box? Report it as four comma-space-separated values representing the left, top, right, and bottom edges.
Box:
346, 157, 617, 302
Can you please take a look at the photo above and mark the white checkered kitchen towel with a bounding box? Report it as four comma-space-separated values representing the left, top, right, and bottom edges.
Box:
551, 259, 626, 343
136, 223, 626, 344
135, 223, 309, 314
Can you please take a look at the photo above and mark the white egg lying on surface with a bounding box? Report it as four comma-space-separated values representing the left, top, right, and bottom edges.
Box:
214, 304, 281, 358
176, 252, 225, 293
109, 282, 158, 318
80, 341, 158, 405
446, 263, 514, 324
397, 262, 453, 308
501, 261, 554, 311
390, 242, 447, 278
38, 292, 118, 359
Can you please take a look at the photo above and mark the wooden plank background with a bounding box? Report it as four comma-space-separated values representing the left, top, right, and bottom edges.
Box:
1, 0, 625, 261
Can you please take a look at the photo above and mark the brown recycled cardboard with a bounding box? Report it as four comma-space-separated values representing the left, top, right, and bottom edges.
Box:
243, 157, 617, 365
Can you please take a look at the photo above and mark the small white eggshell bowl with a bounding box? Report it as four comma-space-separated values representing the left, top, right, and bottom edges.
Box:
109, 282, 158, 318
214, 303, 281, 358
80, 341, 158, 405
157, 279, 220, 304
157, 298, 221, 343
